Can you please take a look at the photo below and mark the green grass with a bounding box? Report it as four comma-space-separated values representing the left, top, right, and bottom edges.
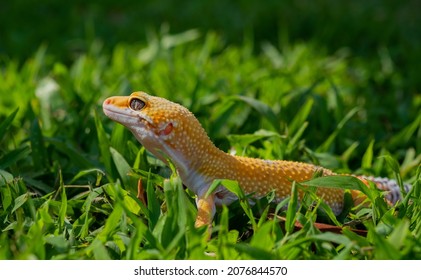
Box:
1, 24, 421, 259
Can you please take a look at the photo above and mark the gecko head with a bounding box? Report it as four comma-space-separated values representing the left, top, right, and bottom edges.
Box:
103, 91, 187, 141
103, 91, 209, 164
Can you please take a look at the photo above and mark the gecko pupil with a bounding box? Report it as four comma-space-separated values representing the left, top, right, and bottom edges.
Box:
130, 98, 145, 111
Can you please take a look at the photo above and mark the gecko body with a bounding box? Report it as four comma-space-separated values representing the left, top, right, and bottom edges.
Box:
103, 92, 410, 227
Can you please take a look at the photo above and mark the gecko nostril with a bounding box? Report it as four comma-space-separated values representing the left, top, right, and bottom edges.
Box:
104, 98, 112, 105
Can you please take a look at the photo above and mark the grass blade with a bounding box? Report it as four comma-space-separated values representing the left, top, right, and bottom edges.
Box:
0, 146, 31, 169
288, 98, 313, 135
0, 108, 19, 143
94, 110, 114, 180
234, 95, 280, 132
28, 108, 48, 170
285, 181, 298, 234
0, 170, 13, 186
317, 107, 360, 153
362, 139, 375, 170
303, 175, 364, 191
110, 147, 136, 191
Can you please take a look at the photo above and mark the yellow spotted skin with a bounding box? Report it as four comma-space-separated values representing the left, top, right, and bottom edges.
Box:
102, 91, 402, 228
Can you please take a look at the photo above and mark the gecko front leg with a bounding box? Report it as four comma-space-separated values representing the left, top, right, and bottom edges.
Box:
195, 194, 216, 230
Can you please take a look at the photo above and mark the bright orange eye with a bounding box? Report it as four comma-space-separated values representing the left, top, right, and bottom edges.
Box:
129, 98, 145, 111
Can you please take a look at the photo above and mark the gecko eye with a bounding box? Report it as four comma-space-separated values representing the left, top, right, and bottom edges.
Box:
129, 98, 146, 111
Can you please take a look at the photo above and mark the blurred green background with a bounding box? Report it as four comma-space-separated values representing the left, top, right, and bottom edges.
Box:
1, 0, 420, 173
1, 0, 420, 93
1, 0, 420, 171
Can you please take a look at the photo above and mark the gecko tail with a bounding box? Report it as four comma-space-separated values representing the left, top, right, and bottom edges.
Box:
361, 176, 412, 204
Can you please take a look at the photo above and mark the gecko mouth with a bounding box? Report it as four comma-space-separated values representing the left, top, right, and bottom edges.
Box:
102, 106, 132, 122
103, 105, 156, 129
103, 106, 127, 118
